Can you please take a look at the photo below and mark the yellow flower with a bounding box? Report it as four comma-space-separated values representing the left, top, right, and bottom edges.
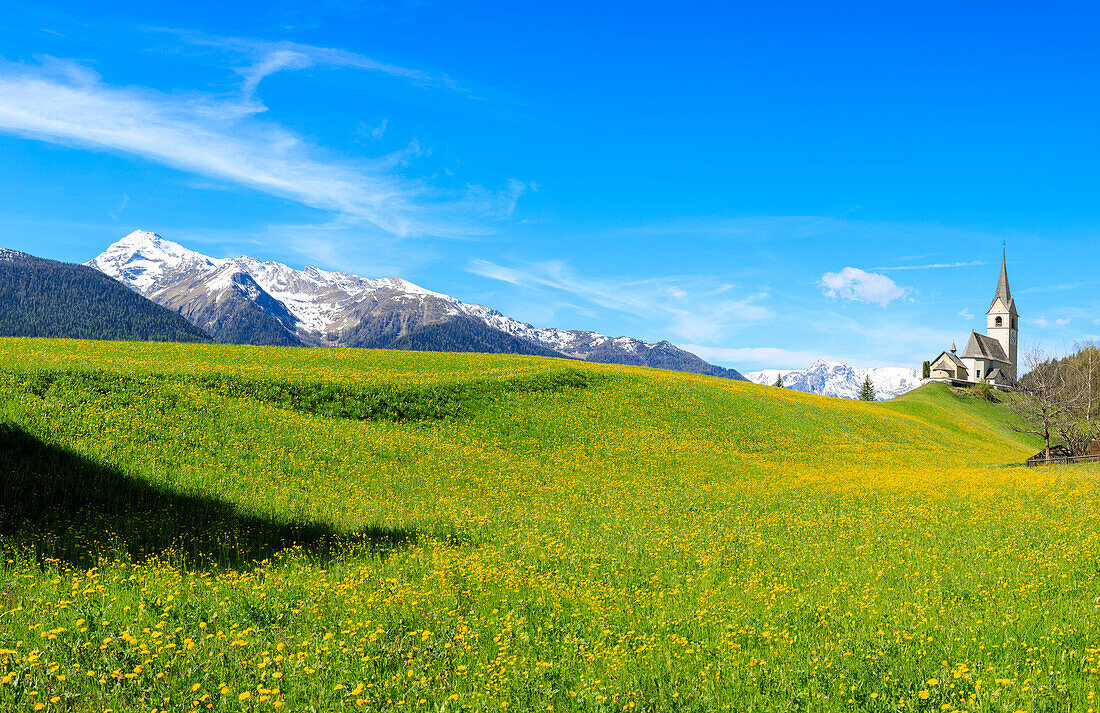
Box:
919, 691, 930, 700
238, 691, 251, 701
927, 678, 939, 686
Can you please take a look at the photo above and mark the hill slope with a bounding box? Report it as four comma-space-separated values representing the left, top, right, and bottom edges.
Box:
0, 248, 211, 343
3, 338, 1089, 713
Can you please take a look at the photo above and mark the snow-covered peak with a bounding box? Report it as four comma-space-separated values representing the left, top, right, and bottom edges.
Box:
84, 230, 724, 370
806, 359, 853, 372
89, 230, 223, 293
118, 229, 162, 246
108, 230, 204, 262
745, 360, 921, 400
373, 276, 454, 300
85, 232, 470, 336
0, 247, 22, 261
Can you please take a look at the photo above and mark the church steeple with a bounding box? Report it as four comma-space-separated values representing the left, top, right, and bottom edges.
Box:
986, 243, 1018, 380
994, 247, 1010, 302
989, 244, 1017, 316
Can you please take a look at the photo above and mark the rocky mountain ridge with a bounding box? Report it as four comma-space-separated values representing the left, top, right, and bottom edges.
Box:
745, 359, 920, 400
88, 230, 746, 380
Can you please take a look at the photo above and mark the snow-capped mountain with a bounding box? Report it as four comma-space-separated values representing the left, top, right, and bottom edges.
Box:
745, 360, 920, 400
88, 230, 746, 380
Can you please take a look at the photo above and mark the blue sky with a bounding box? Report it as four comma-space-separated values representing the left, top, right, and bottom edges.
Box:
1, 1, 1098, 371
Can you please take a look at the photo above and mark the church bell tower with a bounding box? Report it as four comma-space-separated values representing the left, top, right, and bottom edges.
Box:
986, 246, 1018, 380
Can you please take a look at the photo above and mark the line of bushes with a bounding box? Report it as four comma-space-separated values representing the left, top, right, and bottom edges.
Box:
5, 367, 605, 423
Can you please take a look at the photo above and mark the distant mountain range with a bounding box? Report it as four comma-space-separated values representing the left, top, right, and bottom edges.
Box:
745, 360, 920, 400
86, 230, 746, 380
0, 247, 211, 343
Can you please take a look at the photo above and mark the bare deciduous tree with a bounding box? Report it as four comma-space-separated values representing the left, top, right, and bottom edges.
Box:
1054, 340, 1100, 455
1073, 339, 1099, 422
1008, 346, 1082, 459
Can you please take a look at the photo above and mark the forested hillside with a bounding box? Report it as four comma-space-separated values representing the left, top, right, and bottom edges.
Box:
0, 248, 211, 343
383, 316, 569, 357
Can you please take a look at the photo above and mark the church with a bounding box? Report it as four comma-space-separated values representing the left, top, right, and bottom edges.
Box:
923, 249, 1018, 390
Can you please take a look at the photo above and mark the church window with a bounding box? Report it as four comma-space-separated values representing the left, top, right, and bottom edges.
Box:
995, 316, 1003, 327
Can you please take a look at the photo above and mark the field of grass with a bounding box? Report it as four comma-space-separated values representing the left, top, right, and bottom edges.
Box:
1, 337, 1098, 712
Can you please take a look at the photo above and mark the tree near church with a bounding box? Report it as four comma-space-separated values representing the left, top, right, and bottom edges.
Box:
1029, 341, 1100, 456
858, 375, 876, 401
1009, 346, 1081, 459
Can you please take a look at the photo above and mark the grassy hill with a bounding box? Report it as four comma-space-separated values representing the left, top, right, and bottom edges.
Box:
1, 338, 1096, 712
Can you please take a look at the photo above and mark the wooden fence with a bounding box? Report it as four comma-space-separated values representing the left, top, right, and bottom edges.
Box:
1025, 453, 1100, 467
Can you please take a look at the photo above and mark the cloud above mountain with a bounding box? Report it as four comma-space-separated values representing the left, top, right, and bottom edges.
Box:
0, 55, 521, 239
467, 258, 771, 343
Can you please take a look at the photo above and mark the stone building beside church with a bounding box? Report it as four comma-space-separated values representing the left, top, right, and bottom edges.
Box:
924, 249, 1018, 390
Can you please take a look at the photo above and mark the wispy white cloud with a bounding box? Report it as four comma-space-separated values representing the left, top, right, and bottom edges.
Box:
162, 30, 467, 99
803, 309, 961, 367
466, 258, 771, 342
820, 267, 907, 307
107, 193, 129, 220
1036, 316, 1049, 328
875, 260, 986, 271
0, 56, 521, 239
592, 217, 1028, 251
957, 307, 974, 320
1018, 280, 1100, 294
1057, 317, 1071, 326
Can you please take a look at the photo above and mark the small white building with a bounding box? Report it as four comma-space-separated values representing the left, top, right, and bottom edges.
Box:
924, 249, 1018, 390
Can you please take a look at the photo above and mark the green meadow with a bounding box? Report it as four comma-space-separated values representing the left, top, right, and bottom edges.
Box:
1, 337, 1097, 713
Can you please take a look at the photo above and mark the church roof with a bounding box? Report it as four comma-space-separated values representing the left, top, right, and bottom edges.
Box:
989, 248, 1018, 315
987, 367, 1009, 382
932, 350, 965, 368
962, 331, 1009, 363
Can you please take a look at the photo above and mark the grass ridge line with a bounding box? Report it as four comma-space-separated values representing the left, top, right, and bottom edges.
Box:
6, 367, 608, 423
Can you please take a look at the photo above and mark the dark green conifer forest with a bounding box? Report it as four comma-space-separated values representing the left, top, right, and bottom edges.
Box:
0, 250, 211, 343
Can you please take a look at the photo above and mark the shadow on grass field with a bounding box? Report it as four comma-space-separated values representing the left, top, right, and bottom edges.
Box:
0, 422, 415, 570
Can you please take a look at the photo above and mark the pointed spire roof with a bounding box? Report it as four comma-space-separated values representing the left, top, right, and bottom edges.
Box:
989, 245, 1017, 315
995, 246, 1011, 303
